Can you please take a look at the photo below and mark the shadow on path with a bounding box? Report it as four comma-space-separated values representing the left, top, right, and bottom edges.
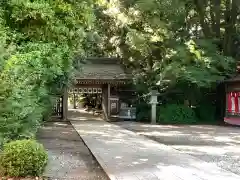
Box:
68, 108, 103, 121
71, 119, 240, 180
113, 121, 240, 175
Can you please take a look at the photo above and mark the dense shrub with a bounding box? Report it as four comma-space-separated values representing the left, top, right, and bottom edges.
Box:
0, 48, 61, 141
158, 104, 197, 124
136, 102, 151, 122
0, 139, 48, 177
195, 103, 216, 123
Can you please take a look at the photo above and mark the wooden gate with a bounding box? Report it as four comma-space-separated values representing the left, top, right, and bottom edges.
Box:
52, 96, 63, 118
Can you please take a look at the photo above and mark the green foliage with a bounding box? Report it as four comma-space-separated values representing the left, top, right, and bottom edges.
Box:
0, 139, 48, 177
156, 40, 235, 90
0, 44, 68, 140
0, 0, 238, 144
159, 104, 197, 124
136, 102, 150, 122
93, 0, 238, 120
195, 103, 216, 123
0, 0, 95, 143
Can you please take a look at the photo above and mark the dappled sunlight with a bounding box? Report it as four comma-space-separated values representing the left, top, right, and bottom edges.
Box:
79, 130, 108, 136
69, 119, 240, 179
68, 108, 103, 121
156, 165, 198, 176
112, 121, 240, 176
132, 161, 141, 165
214, 136, 238, 143
156, 163, 230, 179
69, 116, 89, 121
54, 122, 69, 126
188, 125, 217, 130
199, 134, 212, 138
66, 107, 240, 179
135, 131, 192, 137
41, 126, 54, 130
104, 139, 125, 145
103, 124, 111, 127
62, 131, 72, 134
115, 156, 122, 159
114, 121, 240, 146
142, 125, 184, 129
140, 158, 148, 162
172, 145, 230, 155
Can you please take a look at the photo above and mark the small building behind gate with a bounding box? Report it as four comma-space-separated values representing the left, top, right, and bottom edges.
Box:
63, 57, 136, 121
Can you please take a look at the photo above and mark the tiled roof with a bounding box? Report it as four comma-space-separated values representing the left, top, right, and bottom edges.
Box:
75, 57, 131, 80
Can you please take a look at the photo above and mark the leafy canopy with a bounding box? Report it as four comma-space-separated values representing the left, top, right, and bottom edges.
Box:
93, 0, 237, 94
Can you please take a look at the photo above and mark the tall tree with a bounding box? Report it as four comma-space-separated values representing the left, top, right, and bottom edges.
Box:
94, 0, 237, 95
192, 0, 240, 57
0, 0, 95, 142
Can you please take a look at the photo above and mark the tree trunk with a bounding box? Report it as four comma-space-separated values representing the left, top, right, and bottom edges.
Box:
223, 0, 238, 56
212, 0, 221, 38
194, 0, 212, 38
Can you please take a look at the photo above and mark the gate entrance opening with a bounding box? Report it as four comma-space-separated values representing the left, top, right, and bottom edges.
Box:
68, 87, 103, 114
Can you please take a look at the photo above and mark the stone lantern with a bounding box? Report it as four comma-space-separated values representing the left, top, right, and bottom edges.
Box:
149, 90, 160, 124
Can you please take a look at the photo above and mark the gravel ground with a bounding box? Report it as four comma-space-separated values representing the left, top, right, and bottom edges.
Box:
37, 121, 109, 180
113, 121, 240, 176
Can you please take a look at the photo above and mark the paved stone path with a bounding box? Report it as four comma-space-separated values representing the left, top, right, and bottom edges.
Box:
114, 121, 240, 176
71, 120, 240, 180
37, 121, 109, 180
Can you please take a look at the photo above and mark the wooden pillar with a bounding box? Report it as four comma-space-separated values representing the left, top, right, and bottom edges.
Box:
63, 87, 68, 121
73, 93, 77, 109
108, 84, 111, 116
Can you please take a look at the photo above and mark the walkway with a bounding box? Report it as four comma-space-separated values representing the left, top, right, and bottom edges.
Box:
37, 121, 109, 180
71, 119, 240, 180
114, 121, 240, 176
